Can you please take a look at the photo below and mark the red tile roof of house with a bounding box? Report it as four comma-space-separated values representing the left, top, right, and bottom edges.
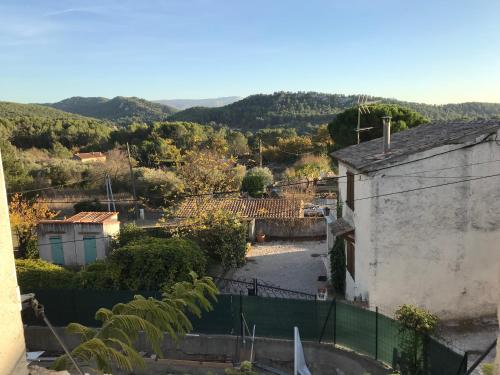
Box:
39, 212, 118, 224
74, 152, 106, 159
175, 198, 304, 219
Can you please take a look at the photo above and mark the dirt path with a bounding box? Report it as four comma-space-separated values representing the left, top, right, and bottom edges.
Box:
232, 240, 329, 295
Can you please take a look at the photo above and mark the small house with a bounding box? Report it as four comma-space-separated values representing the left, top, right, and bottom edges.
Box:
37, 212, 120, 266
73, 152, 106, 163
331, 119, 500, 319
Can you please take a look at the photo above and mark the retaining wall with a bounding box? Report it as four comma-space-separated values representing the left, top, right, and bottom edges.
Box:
24, 328, 390, 375
252, 217, 327, 241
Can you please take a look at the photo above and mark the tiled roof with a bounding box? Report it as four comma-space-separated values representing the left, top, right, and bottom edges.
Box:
175, 198, 304, 219
74, 152, 106, 159
331, 120, 500, 173
39, 212, 118, 224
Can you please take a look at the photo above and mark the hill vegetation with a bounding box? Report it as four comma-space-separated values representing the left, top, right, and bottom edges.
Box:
155, 96, 242, 110
170, 92, 500, 130
45, 96, 177, 124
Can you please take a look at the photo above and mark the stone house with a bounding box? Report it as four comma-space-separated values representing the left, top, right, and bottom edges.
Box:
37, 212, 120, 266
331, 119, 500, 319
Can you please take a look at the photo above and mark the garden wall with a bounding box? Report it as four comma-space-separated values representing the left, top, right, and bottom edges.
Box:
250, 217, 326, 241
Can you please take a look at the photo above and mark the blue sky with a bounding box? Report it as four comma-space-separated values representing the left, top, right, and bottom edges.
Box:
1, 0, 499, 104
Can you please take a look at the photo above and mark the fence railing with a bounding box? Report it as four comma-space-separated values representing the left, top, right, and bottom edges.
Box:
23, 289, 467, 375
213, 277, 317, 300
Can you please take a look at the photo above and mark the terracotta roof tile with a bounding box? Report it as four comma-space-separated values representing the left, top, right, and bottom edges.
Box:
39, 211, 118, 224
175, 198, 304, 219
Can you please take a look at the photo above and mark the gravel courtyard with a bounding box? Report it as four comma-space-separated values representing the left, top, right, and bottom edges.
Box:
231, 240, 329, 295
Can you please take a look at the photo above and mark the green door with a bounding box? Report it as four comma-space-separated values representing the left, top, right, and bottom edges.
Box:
83, 236, 97, 264
50, 236, 64, 265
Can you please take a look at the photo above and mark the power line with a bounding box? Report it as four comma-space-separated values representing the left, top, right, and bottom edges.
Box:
8, 173, 108, 195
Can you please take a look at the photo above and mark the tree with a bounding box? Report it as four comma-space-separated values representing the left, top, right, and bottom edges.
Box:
53, 272, 218, 374
9, 194, 57, 258
176, 150, 245, 195
328, 104, 429, 150
285, 155, 332, 181
241, 167, 274, 197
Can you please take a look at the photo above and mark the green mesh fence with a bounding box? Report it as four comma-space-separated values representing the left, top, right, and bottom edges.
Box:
24, 290, 466, 374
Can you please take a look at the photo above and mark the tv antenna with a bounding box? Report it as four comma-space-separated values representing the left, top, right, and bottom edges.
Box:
356, 95, 380, 144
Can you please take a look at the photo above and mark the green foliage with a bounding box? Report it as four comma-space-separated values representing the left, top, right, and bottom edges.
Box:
241, 167, 273, 197
47, 96, 178, 125
224, 361, 257, 375
482, 363, 494, 375
16, 259, 75, 291
109, 237, 207, 290
328, 104, 429, 150
286, 155, 332, 181
111, 224, 149, 249
53, 272, 218, 374
135, 167, 184, 206
73, 261, 120, 290
330, 237, 346, 294
394, 305, 439, 375
179, 209, 247, 270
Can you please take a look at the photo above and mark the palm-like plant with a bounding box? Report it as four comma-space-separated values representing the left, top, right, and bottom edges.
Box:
53, 272, 218, 374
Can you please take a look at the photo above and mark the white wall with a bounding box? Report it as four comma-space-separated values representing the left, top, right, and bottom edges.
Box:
38, 221, 119, 266
338, 130, 500, 319
0, 150, 28, 374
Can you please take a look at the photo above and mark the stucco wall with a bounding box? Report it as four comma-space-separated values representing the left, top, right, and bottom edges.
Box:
338, 131, 500, 319
38, 221, 119, 266
254, 217, 327, 240
0, 150, 28, 374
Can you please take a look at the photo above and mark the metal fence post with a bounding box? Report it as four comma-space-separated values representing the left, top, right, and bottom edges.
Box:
333, 298, 337, 345
375, 306, 379, 361
239, 291, 243, 338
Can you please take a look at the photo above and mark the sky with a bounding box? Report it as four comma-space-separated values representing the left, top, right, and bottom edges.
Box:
1, 0, 500, 104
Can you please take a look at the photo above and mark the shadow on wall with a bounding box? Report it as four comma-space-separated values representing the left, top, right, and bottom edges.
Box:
249, 218, 327, 242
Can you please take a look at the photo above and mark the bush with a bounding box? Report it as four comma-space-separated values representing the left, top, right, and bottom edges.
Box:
330, 237, 345, 294
135, 167, 184, 206
111, 223, 149, 249
16, 259, 75, 292
109, 237, 206, 290
241, 167, 273, 197
394, 304, 438, 374
186, 209, 247, 269
73, 261, 120, 290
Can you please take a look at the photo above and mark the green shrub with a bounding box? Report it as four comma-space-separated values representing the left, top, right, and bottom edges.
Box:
184, 209, 247, 270
482, 363, 494, 375
394, 304, 438, 375
16, 259, 75, 292
73, 261, 120, 290
330, 237, 345, 294
241, 167, 273, 197
109, 237, 206, 290
111, 223, 149, 249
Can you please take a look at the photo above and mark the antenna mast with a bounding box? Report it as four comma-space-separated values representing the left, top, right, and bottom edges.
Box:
356, 95, 380, 144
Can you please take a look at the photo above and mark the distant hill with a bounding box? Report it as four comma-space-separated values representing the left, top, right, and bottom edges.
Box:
170, 91, 500, 131
45, 96, 178, 124
155, 96, 242, 110
0, 100, 111, 122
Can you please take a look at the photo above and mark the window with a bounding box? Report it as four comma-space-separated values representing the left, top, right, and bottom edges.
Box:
346, 171, 354, 210
49, 236, 64, 265
346, 241, 355, 280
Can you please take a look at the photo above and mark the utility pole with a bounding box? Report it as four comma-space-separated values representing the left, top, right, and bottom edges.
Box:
258, 138, 263, 168
126, 142, 139, 220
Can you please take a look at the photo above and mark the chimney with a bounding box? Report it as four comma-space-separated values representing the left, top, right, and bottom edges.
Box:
382, 116, 392, 153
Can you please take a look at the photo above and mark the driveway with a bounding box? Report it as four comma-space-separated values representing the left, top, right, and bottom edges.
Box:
231, 240, 329, 295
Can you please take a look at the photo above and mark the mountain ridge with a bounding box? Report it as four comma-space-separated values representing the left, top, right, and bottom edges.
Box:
154, 96, 242, 110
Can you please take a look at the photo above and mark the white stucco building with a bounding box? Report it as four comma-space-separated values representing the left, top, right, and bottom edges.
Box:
37, 212, 120, 266
0, 150, 28, 374
331, 119, 500, 319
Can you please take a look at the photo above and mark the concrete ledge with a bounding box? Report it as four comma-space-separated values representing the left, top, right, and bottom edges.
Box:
25, 327, 391, 375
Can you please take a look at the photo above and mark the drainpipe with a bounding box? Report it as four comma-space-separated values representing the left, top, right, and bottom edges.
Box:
382, 116, 392, 153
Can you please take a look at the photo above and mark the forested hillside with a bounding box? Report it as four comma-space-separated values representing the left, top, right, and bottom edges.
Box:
170, 92, 500, 130
45, 96, 177, 124
155, 96, 242, 110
